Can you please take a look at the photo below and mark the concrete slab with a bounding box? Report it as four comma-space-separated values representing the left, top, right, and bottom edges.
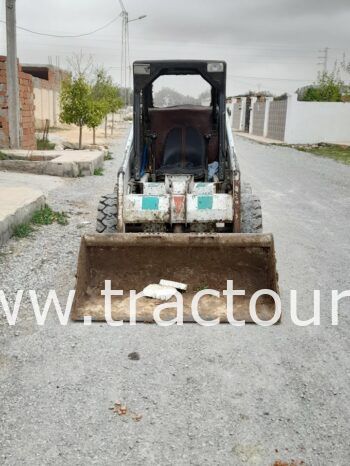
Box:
1, 150, 58, 161
0, 186, 46, 245
0, 160, 59, 176
0, 149, 104, 177
0, 171, 64, 194
50, 150, 104, 176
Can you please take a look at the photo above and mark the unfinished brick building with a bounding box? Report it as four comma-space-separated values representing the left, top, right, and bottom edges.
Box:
0, 57, 68, 150
0, 55, 36, 149
22, 64, 68, 130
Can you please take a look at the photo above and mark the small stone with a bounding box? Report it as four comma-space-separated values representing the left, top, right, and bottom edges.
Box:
128, 352, 140, 361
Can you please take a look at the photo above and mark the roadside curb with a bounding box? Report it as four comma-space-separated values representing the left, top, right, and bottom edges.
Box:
0, 149, 105, 177
0, 187, 46, 245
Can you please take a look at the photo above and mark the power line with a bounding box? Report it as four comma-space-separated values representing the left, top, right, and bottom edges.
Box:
0, 15, 120, 38
228, 73, 312, 82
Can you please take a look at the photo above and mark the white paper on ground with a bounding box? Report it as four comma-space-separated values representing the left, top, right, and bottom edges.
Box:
159, 279, 188, 291
143, 284, 178, 301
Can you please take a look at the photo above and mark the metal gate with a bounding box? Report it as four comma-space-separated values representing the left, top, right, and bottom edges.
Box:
232, 103, 241, 130
267, 100, 287, 141
252, 101, 266, 136
244, 97, 251, 132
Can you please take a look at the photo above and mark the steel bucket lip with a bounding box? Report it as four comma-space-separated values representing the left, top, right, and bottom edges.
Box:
82, 232, 275, 248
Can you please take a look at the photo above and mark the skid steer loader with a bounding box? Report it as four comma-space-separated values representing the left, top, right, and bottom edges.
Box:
71, 60, 279, 323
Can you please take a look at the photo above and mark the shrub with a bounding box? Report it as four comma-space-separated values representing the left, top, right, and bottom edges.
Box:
301, 71, 343, 102
36, 139, 56, 150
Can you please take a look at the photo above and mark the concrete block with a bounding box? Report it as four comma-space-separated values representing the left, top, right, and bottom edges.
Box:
45, 161, 79, 177
50, 150, 104, 176
0, 149, 104, 177
0, 160, 47, 174
1, 149, 57, 161
0, 186, 46, 245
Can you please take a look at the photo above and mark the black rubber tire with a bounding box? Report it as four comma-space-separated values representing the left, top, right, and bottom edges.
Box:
96, 193, 118, 233
241, 183, 263, 233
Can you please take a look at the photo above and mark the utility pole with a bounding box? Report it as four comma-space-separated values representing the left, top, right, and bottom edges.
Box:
118, 0, 146, 107
6, 0, 20, 148
318, 46, 329, 73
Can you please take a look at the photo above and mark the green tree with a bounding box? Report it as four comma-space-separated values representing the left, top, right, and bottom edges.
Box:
302, 71, 343, 102
59, 76, 92, 148
92, 68, 122, 136
86, 99, 106, 145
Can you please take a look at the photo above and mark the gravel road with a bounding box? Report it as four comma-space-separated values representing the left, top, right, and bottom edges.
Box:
0, 129, 349, 466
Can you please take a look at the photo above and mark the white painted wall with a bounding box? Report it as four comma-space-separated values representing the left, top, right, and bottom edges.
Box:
284, 94, 350, 144
248, 97, 257, 134
33, 86, 60, 129
239, 97, 247, 131
263, 97, 273, 137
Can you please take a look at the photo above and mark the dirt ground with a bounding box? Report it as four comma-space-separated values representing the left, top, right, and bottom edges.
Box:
48, 115, 129, 147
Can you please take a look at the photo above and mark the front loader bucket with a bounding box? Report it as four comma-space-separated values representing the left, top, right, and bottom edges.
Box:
71, 233, 279, 324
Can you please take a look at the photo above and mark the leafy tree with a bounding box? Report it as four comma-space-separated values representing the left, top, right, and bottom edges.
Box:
301, 71, 343, 102
86, 99, 107, 145
60, 60, 123, 146
92, 68, 123, 136
59, 76, 92, 148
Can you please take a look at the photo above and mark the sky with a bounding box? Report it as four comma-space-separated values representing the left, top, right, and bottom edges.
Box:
0, 0, 349, 96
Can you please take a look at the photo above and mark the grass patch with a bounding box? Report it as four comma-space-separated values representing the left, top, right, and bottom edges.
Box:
36, 138, 56, 150
31, 205, 68, 226
13, 223, 34, 238
289, 143, 350, 165
104, 151, 113, 161
12, 205, 68, 240
0, 151, 7, 160
94, 167, 104, 176
47, 126, 68, 132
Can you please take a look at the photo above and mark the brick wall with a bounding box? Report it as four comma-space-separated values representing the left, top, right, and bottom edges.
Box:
19, 68, 36, 149
0, 57, 8, 147
0, 55, 36, 149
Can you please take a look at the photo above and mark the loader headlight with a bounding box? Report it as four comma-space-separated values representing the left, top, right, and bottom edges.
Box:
134, 63, 151, 75
207, 62, 224, 73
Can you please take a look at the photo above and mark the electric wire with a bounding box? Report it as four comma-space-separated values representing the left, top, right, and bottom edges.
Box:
0, 15, 120, 38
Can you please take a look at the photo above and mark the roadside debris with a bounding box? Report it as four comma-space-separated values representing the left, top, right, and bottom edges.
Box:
110, 401, 127, 416
143, 284, 178, 301
76, 221, 91, 229
159, 279, 187, 291
128, 352, 140, 361
143, 279, 188, 301
273, 460, 305, 466
109, 401, 142, 422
